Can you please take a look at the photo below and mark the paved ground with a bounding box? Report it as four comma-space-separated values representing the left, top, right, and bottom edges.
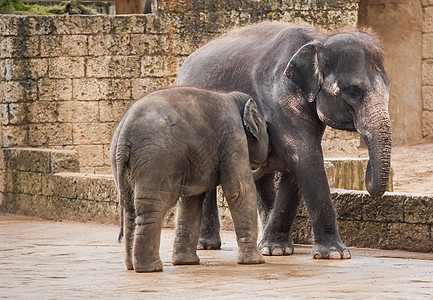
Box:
1, 214, 433, 299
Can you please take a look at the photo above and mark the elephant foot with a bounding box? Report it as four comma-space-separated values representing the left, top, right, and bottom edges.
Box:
312, 240, 351, 260
125, 260, 134, 271
197, 236, 221, 250
134, 257, 163, 273
237, 249, 265, 264
172, 252, 200, 265
258, 234, 294, 256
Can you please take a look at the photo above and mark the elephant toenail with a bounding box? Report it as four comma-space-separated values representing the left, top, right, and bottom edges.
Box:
328, 251, 341, 259
260, 247, 271, 256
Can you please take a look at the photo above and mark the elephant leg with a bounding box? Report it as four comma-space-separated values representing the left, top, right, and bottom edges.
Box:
259, 171, 301, 256
197, 189, 221, 250
123, 208, 135, 270
255, 172, 276, 230
220, 164, 264, 264
172, 194, 205, 265
133, 193, 170, 273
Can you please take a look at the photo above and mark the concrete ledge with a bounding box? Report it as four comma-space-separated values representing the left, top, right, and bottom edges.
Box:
0, 147, 430, 252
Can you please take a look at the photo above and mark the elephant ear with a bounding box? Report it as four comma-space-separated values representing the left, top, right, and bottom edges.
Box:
243, 99, 262, 141
284, 41, 323, 103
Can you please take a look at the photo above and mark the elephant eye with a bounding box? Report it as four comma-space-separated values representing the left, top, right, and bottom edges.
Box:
343, 86, 364, 101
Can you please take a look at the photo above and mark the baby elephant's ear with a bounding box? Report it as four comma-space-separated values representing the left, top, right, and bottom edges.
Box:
243, 99, 261, 141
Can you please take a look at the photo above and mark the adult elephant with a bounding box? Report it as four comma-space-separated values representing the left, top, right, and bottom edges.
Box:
177, 23, 392, 259
115, 0, 151, 14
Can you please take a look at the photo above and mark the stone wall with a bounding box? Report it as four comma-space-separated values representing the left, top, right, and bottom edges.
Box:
1, 147, 429, 252
293, 190, 433, 252
0, 0, 360, 178
422, 0, 433, 138
1, 148, 119, 223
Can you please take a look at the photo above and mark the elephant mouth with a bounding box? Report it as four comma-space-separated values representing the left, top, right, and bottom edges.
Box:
251, 158, 268, 169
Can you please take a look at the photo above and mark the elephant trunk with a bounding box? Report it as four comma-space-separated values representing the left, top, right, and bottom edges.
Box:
361, 110, 392, 197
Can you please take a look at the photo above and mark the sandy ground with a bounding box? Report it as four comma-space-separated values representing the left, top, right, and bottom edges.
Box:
359, 142, 433, 195
1, 214, 432, 299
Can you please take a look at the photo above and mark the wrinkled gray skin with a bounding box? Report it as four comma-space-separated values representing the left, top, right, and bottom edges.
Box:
178, 23, 392, 259
110, 87, 268, 272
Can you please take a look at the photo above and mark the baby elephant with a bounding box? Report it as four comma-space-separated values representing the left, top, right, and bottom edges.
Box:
110, 86, 268, 272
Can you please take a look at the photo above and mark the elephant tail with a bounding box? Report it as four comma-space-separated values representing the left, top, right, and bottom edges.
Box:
114, 133, 131, 243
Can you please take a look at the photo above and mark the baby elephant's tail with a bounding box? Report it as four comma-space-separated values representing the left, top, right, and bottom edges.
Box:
114, 139, 130, 244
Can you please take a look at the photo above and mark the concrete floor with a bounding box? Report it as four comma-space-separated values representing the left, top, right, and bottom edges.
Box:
1, 214, 433, 299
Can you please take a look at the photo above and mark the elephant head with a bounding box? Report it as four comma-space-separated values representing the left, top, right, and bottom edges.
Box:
284, 29, 391, 197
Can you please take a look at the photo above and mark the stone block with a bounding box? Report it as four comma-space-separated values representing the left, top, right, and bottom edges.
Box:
7, 148, 50, 173
1, 58, 48, 80
40, 35, 88, 57
112, 15, 147, 34
75, 145, 105, 168
51, 173, 78, 199
102, 144, 111, 167
73, 122, 116, 145
422, 86, 433, 111
422, 0, 433, 7
86, 56, 140, 78
130, 34, 169, 56
52, 15, 111, 35
170, 34, 199, 56
291, 216, 313, 244
362, 193, 404, 223
422, 110, 433, 137
132, 77, 169, 99
38, 78, 72, 101
385, 223, 432, 252
337, 220, 387, 249
56, 101, 99, 123
141, 55, 184, 77
4, 103, 27, 125
404, 195, 433, 224
4, 169, 19, 193
328, 158, 369, 191
48, 57, 85, 79
41, 174, 53, 196
145, 14, 172, 34
50, 150, 80, 173
95, 166, 112, 174
1, 193, 31, 216
423, 59, 433, 86
28, 123, 73, 146
2, 125, 28, 147
88, 34, 131, 56
104, 79, 132, 100
424, 7, 433, 33
0, 16, 22, 36
19, 171, 43, 195
72, 78, 106, 101
332, 190, 363, 220
27, 101, 59, 124
52, 195, 119, 224
99, 100, 131, 122
0, 36, 40, 58
0, 80, 38, 103
0, 15, 56, 36
83, 174, 116, 202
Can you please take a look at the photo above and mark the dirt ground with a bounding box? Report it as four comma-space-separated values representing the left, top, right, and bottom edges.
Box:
359, 142, 433, 195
